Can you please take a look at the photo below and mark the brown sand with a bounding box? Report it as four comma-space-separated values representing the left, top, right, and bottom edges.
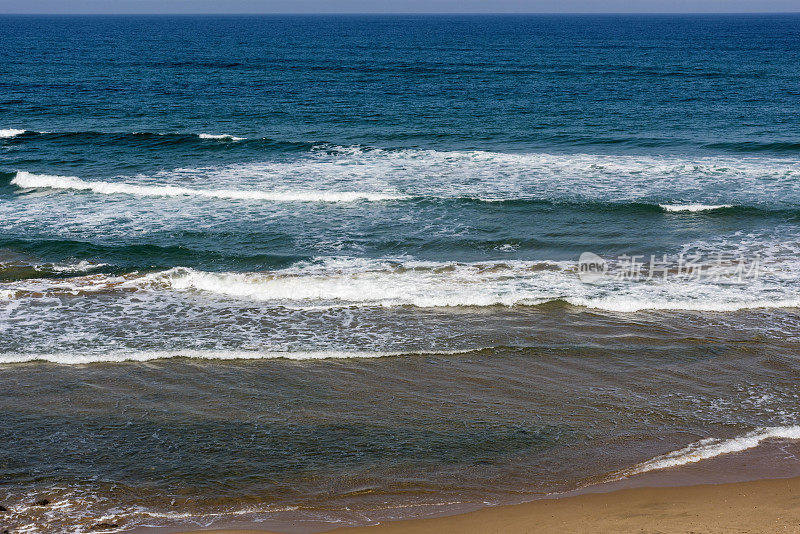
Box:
179, 475, 800, 534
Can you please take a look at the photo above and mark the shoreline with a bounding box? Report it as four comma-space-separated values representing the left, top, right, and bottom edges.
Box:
161, 438, 800, 534
174, 477, 800, 534
316, 476, 800, 534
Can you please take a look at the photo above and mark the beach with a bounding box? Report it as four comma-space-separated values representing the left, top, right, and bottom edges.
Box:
170, 441, 800, 533
177, 477, 800, 534
331, 478, 800, 533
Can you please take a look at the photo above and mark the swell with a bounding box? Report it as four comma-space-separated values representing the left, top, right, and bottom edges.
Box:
0, 130, 318, 152
5, 128, 800, 155
0, 171, 17, 193
704, 141, 800, 153
444, 198, 780, 216
0, 238, 306, 277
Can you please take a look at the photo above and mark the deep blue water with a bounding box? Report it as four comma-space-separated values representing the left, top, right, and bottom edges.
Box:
1, 14, 800, 533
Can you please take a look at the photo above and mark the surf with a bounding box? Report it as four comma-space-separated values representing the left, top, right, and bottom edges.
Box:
11, 171, 408, 203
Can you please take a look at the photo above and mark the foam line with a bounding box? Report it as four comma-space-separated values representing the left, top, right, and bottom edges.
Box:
616, 426, 800, 478
11, 171, 406, 202
660, 203, 733, 212
0, 129, 26, 138
0, 347, 480, 365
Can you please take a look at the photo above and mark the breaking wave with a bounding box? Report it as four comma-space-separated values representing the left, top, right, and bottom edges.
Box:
0, 128, 27, 138
0, 348, 482, 365
660, 203, 733, 212
7, 145, 800, 208
11, 172, 407, 203
4, 255, 797, 313
148, 262, 800, 312
197, 133, 246, 141
615, 426, 800, 478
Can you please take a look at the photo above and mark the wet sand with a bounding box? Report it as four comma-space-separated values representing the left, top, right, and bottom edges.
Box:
175, 476, 800, 534
173, 441, 800, 534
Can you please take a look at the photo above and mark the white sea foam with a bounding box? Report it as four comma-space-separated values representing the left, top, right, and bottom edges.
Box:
48, 260, 108, 273
0, 129, 26, 138
0, 347, 478, 365
237, 146, 798, 206
138, 256, 800, 312
616, 426, 800, 478
3, 253, 798, 312
198, 133, 246, 141
660, 203, 734, 212
11, 171, 407, 203
153, 148, 798, 207
12, 147, 800, 207
565, 296, 800, 313
146, 261, 570, 308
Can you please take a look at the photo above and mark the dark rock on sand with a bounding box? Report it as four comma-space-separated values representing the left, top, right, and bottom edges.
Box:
33, 499, 49, 506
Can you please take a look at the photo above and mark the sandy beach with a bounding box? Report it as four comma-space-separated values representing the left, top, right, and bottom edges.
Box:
170, 440, 800, 534
177, 475, 800, 534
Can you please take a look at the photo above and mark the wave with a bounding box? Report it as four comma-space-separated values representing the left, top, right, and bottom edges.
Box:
3, 254, 799, 312
7, 144, 800, 209
462, 199, 775, 216
197, 133, 246, 141
133, 147, 800, 208
0, 260, 109, 282
8, 170, 800, 216
0, 129, 28, 138
0, 238, 305, 274
0, 347, 480, 365
704, 141, 800, 153
4, 256, 788, 312
614, 426, 800, 478
135, 255, 799, 312
2, 129, 316, 151
11, 172, 407, 203
660, 203, 733, 212
565, 296, 800, 313
5, 127, 800, 156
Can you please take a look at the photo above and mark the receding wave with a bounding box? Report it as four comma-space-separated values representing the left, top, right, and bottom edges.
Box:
11, 172, 407, 203
611, 426, 800, 479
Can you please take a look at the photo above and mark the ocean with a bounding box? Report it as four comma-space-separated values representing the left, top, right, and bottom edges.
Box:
1, 13, 800, 532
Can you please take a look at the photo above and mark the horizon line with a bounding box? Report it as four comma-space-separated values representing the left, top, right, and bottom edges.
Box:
2, 11, 799, 15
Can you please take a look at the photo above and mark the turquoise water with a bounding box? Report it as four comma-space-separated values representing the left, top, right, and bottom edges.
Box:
1, 14, 800, 532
